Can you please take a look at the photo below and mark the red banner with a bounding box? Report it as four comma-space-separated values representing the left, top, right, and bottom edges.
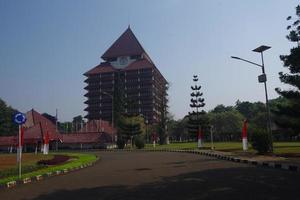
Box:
198, 129, 203, 139
242, 120, 248, 138
44, 130, 50, 145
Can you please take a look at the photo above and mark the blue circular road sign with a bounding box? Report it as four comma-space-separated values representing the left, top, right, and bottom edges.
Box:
13, 112, 26, 125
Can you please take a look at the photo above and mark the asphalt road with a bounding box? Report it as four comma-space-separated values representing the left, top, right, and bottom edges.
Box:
0, 151, 299, 200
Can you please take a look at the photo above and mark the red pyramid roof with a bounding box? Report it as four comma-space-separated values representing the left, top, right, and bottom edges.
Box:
84, 62, 115, 76
0, 136, 16, 146
61, 132, 112, 144
84, 59, 155, 76
101, 27, 147, 59
25, 109, 61, 141
80, 119, 115, 134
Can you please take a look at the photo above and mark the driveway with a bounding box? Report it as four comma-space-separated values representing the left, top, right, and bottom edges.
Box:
0, 151, 299, 200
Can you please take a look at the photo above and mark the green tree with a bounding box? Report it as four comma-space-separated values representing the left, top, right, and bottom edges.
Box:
275, 5, 300, 134
188, 75, 207, 140
235, 100, 265, 120
157, 84, 169, 145
118, 114, 144, 146
0, 98, 18, 136
211, 104, 234, 113
208, 110, 244, 141
72, 115, 84, 132
58, 122, 72, 133
113, 71, 126, 131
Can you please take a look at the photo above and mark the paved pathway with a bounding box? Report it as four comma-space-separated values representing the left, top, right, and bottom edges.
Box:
0, 151, 299, 200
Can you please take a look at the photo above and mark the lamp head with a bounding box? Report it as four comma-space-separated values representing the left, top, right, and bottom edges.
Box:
253, 45, 271, 53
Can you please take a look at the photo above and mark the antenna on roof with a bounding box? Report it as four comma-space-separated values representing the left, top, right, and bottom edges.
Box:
127, 9, 131, 29
55, 109, 58, 132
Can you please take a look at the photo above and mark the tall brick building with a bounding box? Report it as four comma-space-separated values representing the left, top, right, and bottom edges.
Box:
84, 27, 167, 124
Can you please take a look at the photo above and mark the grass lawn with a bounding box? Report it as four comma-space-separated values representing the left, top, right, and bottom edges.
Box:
0, 152, 97, 185
145, 141, 300, 155
0, 153, 54, 171
145, 142, 245, 151
273, 142, 300, 155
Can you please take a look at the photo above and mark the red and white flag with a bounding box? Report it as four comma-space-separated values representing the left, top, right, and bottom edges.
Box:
197, 129, 203, 148
43, 130, 50, 155
242, 120, 248, 151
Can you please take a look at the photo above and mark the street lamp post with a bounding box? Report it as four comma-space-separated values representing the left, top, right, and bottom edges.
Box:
101, 91, 114, 143
231, 45, 273, 152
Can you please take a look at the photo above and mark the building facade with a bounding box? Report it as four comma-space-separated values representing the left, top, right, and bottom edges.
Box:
84, 27, 167, 124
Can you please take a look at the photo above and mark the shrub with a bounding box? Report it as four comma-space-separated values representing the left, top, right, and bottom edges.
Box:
37, 155, 70, 165
117, 138, 126, 149
134, 136, 145, 149
250, 129, 272, 154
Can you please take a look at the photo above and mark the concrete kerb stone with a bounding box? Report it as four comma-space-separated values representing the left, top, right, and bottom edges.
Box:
1, 156, 97, 189
104, 148, 300, 173
251, 161, 258, 165
6, 181, 17, 188
22, 177, 31, 184
169, 149, 280, 171
36, 175, 43, 181
46, 172, 53, 177
282, 165, 290, 170
289, 165, 298, 171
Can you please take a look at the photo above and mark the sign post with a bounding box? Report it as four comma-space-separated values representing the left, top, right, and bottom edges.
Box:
13, 112, 26, 179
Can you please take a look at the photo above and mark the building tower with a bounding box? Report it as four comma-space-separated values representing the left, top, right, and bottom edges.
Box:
84, 27, 167, 124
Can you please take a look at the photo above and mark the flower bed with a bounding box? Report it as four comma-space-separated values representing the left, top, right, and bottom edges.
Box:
37, 155, 71, 165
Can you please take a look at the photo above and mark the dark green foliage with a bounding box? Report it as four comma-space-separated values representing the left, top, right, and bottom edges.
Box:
37, 155, 70, 165
208, 110, 244, 141
235, 100, 265, 120
275, 4, 300, 134
58, 122, 73, 133
250, 129, 272, 154
211, 104, 234, 113
188, 112, 209, 139
72, 115, 84, 132
157, 85, 169, 145
167, 98, 297, 142
134, 136, 145, 149
0, 98, 18, 136
167, 117, 190, 141
118, 115, 142, 140
116, 137, 126, 149
113, 71, 126, 127
188, 75, 206, 139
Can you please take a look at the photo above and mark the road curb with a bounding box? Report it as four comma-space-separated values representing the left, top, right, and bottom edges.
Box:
100, 148, 299, 173
0, 156, 100, 189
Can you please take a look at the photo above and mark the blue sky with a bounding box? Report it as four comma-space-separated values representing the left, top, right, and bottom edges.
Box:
0, 0, 299, 121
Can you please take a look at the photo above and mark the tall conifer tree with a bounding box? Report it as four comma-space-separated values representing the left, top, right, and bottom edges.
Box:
275, 5, 300, 133
188, 75, 206, 141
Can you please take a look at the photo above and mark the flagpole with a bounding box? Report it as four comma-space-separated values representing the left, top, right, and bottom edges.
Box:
18, 125, 22, 178
56, 109, 58, 132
